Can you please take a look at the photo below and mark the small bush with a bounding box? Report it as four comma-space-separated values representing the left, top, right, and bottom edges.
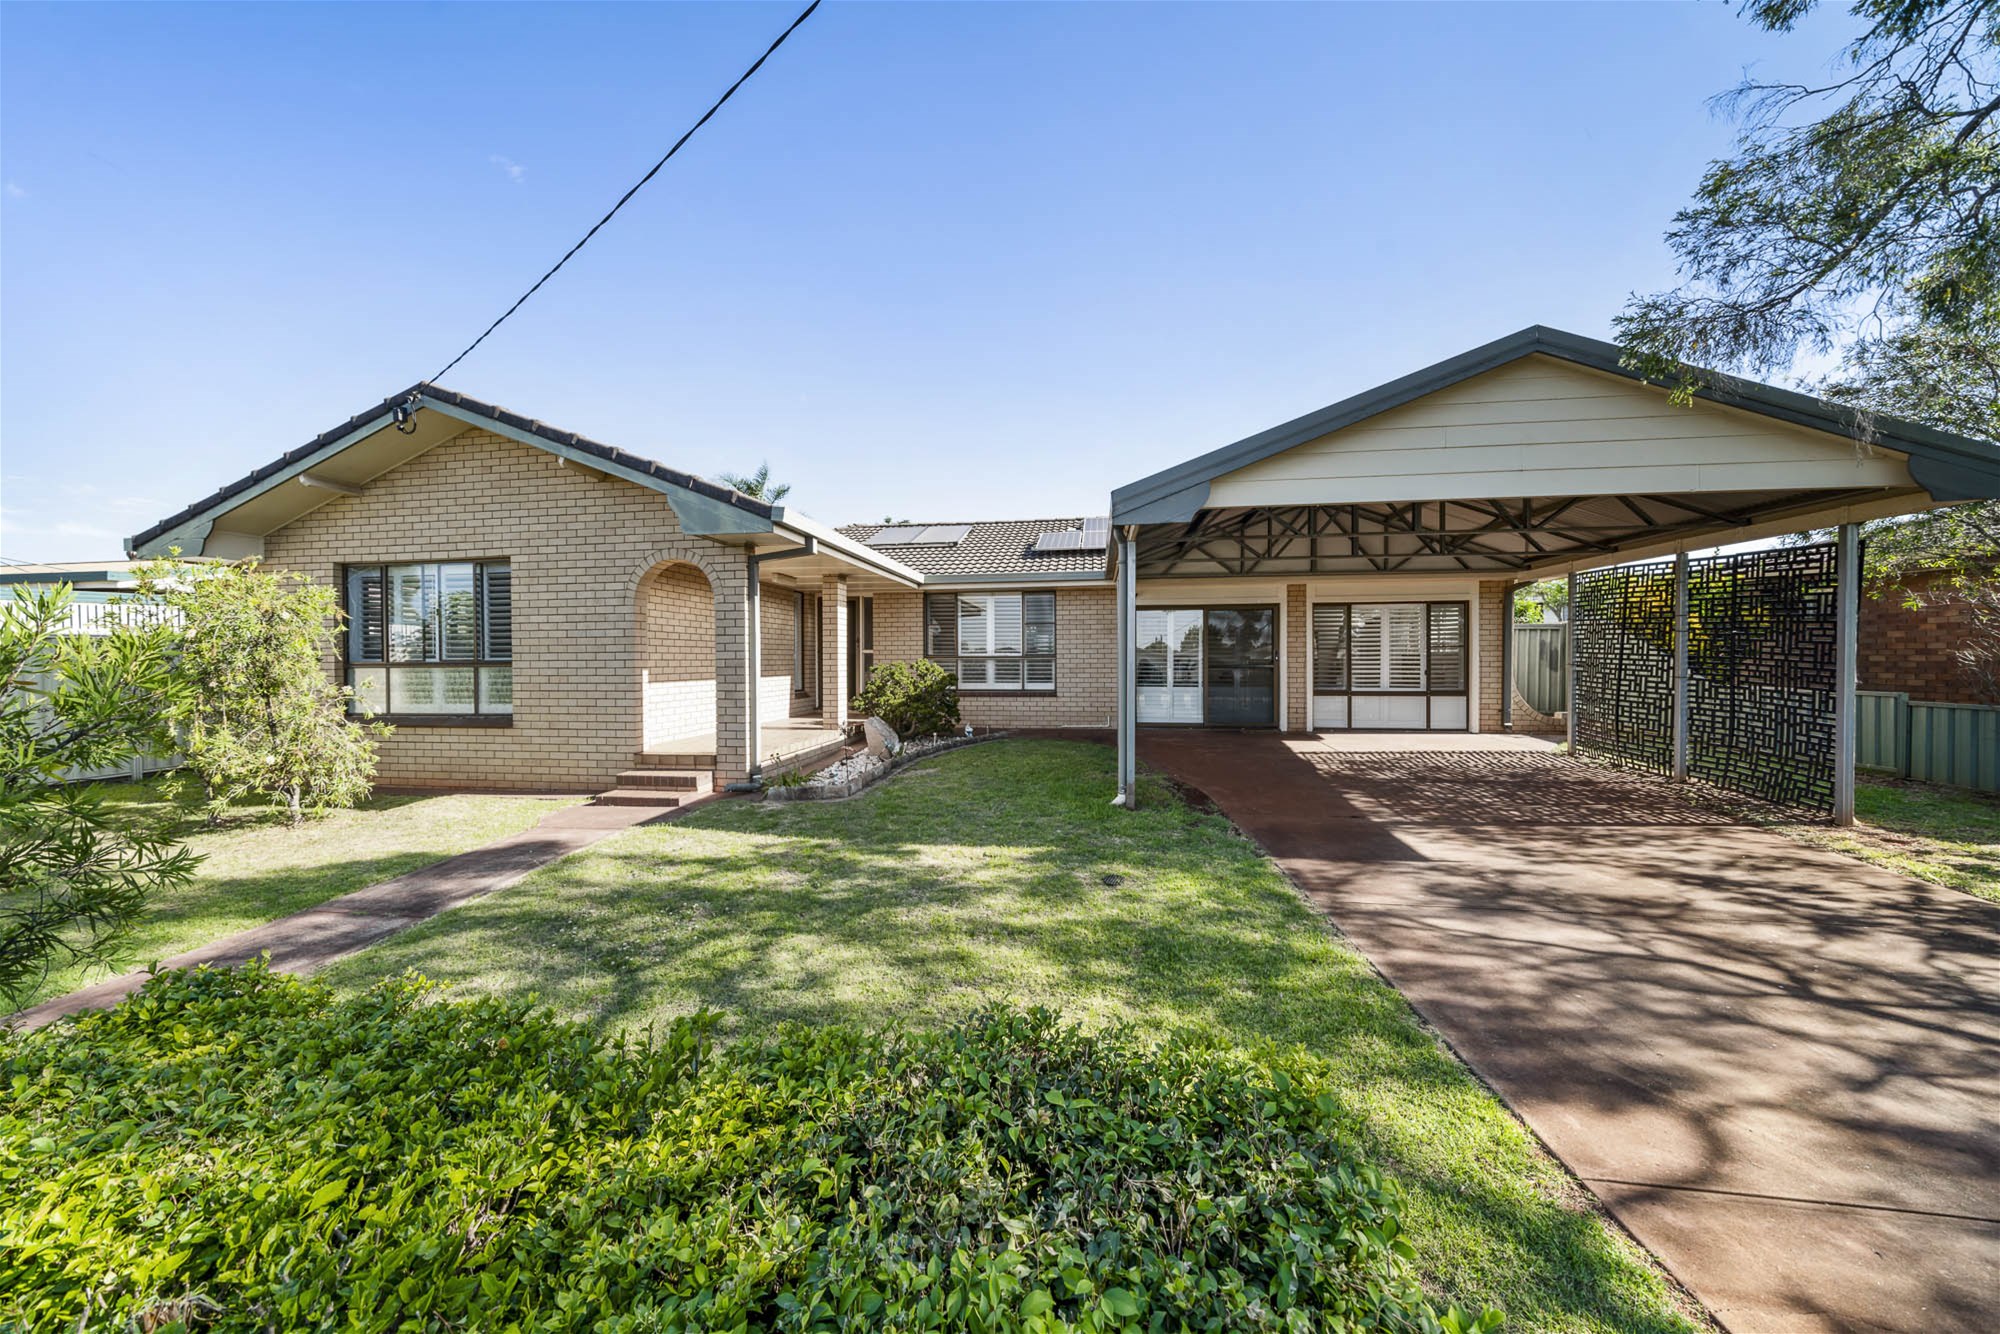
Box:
1, 966, 1495, 1333
852, 658, 960, 738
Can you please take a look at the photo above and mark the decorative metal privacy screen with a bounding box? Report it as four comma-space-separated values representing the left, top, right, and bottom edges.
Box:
1571, 541, 1840, 814
1572, 562, 1676, 772
1684, 543, 1839, 812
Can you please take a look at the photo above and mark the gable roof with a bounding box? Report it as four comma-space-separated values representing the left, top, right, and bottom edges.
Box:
1110, 325, 2000, 524
836, 518, 1111, 581
127, 383, 780, 557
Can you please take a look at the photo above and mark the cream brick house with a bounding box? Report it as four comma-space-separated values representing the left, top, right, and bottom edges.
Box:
128, 327, 2000, 804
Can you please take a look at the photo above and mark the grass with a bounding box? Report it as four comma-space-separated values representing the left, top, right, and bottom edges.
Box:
325, 740, 1703, 1333
1775, 777, 2000, 902
10, 779, 581, 1012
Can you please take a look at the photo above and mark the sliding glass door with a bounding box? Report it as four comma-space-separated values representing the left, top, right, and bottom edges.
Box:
1136, 605, 1278, 727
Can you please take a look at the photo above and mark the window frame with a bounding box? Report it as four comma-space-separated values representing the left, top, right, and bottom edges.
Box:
341, 559, 514, 725
923, 590, 1058, 694
1310, 599, 1470, 731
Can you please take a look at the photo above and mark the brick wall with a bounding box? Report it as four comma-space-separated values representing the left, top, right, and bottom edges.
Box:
1477, 580, 1565, 733
871, 585, 1118, 729
639, 562, 715, 747
264, 427, 756, 789
1285, 584, 1308, 731
1861, 573, 1992, 705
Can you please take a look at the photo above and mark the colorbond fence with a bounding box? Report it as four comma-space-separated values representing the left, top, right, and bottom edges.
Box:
1513, 623, 2000, 794
1512, 622, 1568, 716
1857, 691, 2000, 793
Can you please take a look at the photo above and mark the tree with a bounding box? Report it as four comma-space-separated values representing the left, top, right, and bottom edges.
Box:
1622, 0, 2000, 687
719, 462, 790, 503
1616, 0, 2000, 435
0, 585, 199, 1005
1513, 578, 1569, 623
138, 560, 386, 829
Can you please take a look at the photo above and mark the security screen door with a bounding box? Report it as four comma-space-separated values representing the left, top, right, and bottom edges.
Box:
1203, 607, 1277, 727
1312, 601, 1469, 730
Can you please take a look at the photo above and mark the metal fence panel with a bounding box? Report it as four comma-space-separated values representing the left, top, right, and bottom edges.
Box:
1511, 623, 1568, 716
1855, 691, 1908, 773
1908, 702, 2000, 793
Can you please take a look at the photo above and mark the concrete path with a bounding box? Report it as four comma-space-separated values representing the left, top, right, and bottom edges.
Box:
7, 801, 682, 1032
1140, 731, 2000, 1334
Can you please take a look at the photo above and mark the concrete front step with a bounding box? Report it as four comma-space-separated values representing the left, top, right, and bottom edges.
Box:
594, 787, 685, 808
614, 769, 708, 791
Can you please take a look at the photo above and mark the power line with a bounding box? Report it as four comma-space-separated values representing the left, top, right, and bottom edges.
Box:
429, 0, 822, 384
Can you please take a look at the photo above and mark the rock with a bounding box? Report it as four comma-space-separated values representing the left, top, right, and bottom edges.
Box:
863, 716, 900, 758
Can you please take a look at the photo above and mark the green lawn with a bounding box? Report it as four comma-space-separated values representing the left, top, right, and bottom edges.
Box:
325, 740, 1704, 1333
10, 780, 581, 1012
1777, 778, 2000, 902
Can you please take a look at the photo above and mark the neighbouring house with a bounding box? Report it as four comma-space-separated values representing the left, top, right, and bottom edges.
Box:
126, 326, 2000, 797
1860, 568, 1999, 706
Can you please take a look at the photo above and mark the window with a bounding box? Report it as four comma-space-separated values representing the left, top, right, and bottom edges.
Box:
344, 561, 512, 717
924, 591, 1055, 691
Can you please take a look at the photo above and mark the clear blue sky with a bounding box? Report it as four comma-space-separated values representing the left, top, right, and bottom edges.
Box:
1, 1, 1861, 560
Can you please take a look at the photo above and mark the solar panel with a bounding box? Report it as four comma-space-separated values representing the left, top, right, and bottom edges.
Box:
864, 524, 970, 547
1031, 518, 1110, 553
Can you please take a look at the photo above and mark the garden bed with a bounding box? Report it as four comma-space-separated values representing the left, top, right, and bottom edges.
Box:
765, 730, 1006, 801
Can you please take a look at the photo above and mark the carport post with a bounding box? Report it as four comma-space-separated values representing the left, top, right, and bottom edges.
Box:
1672, 551, 1690, 782
1500, 581, 1515, 732
1563, 570, 1577, 752
1116, 527, 1138, 809
1833, 521, 1860, 825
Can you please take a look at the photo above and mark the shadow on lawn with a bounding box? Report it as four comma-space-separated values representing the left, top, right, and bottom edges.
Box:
327, 741, 1705, 1333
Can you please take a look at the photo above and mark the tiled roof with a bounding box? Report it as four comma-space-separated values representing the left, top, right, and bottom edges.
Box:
127, 383, 774, 554
836, 519, 1111, 579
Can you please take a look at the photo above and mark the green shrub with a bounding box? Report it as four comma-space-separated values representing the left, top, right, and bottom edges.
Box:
0, 965, 1497, 1333
851, 659, 961, 738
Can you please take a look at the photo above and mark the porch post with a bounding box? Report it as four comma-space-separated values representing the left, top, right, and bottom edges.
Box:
1833, 521, 1860, 825
1672, 551, 1691, 782
821, 573, 849, 730
1116, 527, 1138, 808
1563, 570, 1577, 753
744, 570, 763, 779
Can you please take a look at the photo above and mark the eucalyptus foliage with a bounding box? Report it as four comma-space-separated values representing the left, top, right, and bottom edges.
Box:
1617, 0, 2000, 435
0, 586, 197, 1006
2, 965, 1498, 1333
137, 560, 386, 829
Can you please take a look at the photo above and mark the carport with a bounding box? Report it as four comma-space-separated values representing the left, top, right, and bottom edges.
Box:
1108, 327, 2000, 822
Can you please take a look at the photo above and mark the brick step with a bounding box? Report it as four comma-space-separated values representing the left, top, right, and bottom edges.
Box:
614, 769, 708, 791
634, 751, 717, 770
594, 788, 685, 808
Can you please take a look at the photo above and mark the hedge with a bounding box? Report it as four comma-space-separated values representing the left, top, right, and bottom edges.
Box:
1, 965, 1499, 1333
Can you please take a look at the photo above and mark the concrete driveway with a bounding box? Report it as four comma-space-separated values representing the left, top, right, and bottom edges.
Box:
1138, 730, 2000, 1334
